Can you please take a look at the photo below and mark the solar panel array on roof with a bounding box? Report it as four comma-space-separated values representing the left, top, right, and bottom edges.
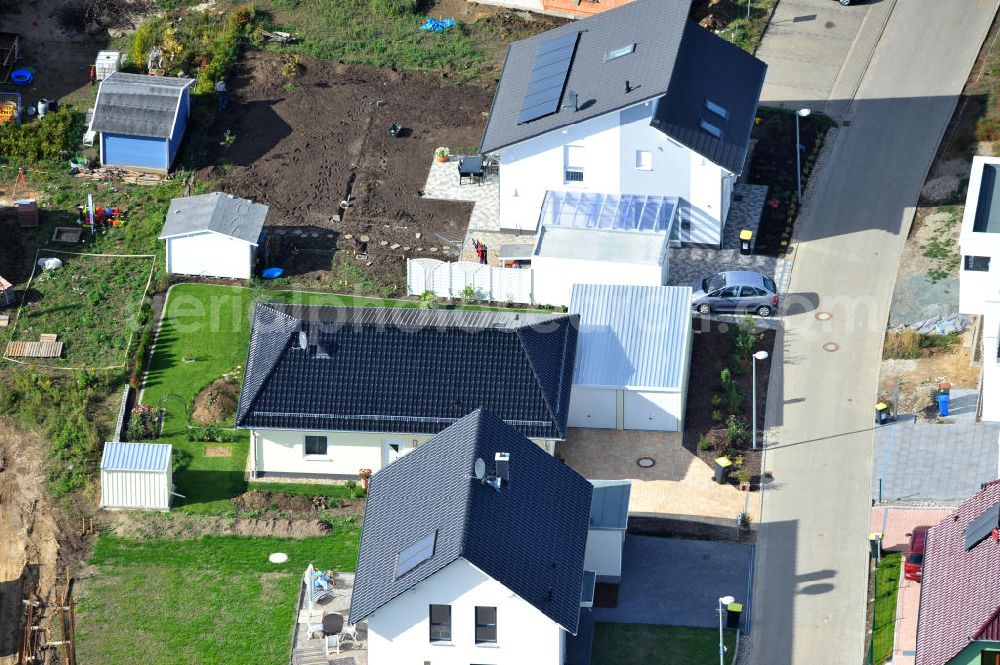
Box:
517, 32, 580, 125
965, 501, 1000, 550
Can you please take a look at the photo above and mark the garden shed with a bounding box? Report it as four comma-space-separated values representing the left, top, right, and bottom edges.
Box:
100, 442, 173, 511
159, 192, 269, 279
568, 283, 692, 432
90, 72, 193, 172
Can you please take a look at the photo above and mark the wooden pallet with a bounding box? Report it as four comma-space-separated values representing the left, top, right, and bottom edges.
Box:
5, 340, 63, 358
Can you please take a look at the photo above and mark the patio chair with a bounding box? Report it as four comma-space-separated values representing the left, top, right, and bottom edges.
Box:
303, 563, 334, 611
341, 622, 361, 646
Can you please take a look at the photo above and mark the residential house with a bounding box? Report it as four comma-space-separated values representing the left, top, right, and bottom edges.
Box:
348, 408, 596, 665
235, 304, 579, 480
915, 479, 1000, 665
479, 0, 766, 248
90, 72, 193, 172
159, 192, 268, 280
959, 156, 1000, 422
568, 284, 693, 431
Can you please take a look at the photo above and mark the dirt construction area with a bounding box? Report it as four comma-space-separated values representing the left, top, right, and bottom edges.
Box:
208, 52, 494, 291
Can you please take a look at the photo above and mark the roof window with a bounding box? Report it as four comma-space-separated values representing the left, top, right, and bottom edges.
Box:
705, 99, 729, 120
699, 119, 723, 139
395, 530, 437, 578
605, 44, 636, 62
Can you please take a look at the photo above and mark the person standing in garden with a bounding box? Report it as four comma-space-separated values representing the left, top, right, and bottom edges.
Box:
215, 77, 228, 110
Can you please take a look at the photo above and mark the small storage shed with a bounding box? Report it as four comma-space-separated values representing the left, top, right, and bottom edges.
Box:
91, 72, 193, 172
568, 283, 693, 431
94, 51, 121, 81
529, 192, 678, 307
159, 192, 269, 279
584, 480, 631, 583
100, 442, 173, 511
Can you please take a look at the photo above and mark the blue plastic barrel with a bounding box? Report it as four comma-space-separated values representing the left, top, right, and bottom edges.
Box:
937, 393, 950, 417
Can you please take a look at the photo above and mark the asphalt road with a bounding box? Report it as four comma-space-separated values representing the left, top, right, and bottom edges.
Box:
749, 2, 999, 664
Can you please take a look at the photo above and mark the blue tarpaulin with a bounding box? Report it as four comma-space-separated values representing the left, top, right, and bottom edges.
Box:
420, 17, 455, 32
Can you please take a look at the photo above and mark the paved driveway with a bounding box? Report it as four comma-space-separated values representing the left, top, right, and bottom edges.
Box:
592, 535, 753, 629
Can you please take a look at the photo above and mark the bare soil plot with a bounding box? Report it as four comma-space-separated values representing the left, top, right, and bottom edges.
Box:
207, 52, 493, 292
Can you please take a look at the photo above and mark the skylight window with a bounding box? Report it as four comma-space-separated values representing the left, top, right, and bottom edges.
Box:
396, 530, 437, 578
605, 44, 636, 62
699, 119, 723, 139
705, 99, 729, 120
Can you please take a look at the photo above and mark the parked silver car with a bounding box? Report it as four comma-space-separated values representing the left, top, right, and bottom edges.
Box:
691, 271, 779, 317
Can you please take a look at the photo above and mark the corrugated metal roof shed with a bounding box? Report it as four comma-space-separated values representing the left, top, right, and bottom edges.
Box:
160, 192, 269, 244
101, 442, 172, 471
570, 284, 692, 389
91, 72, 192, 138
589, 480, 631, 529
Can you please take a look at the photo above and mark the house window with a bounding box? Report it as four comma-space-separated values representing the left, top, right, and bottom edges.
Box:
604, 43, 635, 61
982, 651, 1000, 665
429, 604, 451, 642
475, 606, 497, 644
965, 255, 991, 271
304, 435, 328, 457
564, 144, 584, 184
635, 150, 652, 171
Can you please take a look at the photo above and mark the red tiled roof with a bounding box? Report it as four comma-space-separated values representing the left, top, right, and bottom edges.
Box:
916, 482, 1000, 665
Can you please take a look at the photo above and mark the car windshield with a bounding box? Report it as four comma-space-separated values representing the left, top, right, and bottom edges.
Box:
703, 274, 727, 292
763, 276, 777, 293
906, 553, 923, 566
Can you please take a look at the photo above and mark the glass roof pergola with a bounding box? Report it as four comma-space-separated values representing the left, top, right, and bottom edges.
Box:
538, 191, 679, 233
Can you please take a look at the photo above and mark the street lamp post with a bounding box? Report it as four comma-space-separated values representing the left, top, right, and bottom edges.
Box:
752, 350, 769, 451
796, 108, 812, 203
719, 595, 735, 665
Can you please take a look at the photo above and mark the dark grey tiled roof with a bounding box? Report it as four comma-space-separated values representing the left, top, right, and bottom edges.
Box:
480, 0, 689, 154
348, 409, 594, 633
159, 192, 268, 244
235, 304, 579, 439
650, 22, 767, 174
479, 0, 765, 175
91, 72, 192, 139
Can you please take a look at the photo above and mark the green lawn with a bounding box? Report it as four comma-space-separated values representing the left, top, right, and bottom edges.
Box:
140, 283, 424, 513
593, 624, 738, 665
76, 530, 360, 665
872, 552, 902, 664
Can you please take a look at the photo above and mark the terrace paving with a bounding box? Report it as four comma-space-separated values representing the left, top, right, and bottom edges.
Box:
292, 572, 367, 665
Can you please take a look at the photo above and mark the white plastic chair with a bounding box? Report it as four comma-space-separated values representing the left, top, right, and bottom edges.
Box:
325, 633, 341, 655
341, 623, 360, 645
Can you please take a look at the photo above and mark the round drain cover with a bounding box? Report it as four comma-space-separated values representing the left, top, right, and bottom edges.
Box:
637, 457, 655, 468
815, 311, 832, 321
268, 552, 289, 564
823, 342, 840, 352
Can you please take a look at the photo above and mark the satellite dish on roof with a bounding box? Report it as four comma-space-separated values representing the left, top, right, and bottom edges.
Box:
474, 458, 486, 481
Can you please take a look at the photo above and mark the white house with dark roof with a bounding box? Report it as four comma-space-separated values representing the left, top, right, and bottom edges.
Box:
959, 156, 1000, 422
90, 72, 193, 172
349, 409, 597, 665
235, 304, 579, 481
479, 0, 766, 248
159, 192, 269, 280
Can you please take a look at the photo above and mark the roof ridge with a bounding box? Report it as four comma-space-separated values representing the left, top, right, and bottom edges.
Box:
235, 303, 298, 426
515, 318, 572, 438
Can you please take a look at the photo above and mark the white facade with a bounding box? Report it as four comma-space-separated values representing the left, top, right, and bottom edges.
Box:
959, 156, 1000, 422
496, 98, 730, 245
584, 528, 625, 582
164, 230, 256, 280
251, 429, 557, 479
367, 558, 567, 665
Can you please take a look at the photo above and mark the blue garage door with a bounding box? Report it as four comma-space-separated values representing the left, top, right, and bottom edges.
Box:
103, 133, 167, 171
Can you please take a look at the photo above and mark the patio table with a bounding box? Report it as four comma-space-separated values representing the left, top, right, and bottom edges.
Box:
458, 156, 484, 185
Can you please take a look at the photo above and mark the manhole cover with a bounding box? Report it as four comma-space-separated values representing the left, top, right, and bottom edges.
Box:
268, 552, 289, 564
815, 311, 832, 321
637, 457, 655, 468
823, 342, 840, 352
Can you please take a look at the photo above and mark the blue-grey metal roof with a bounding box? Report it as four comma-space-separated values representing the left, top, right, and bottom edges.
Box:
236, 303, 580, 439
538, 191, 678, 233
159, 192, 268, 244
479, 0, 765, 175
349, 409, 593, 633
91, 72, 192, 139
101, 442, 172, 472
589, 480, 631, 530
649, 22, 767, 174
569, 284, 692, 389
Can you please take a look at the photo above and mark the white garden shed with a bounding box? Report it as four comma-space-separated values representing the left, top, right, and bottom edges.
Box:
159, 192, 268, 280
100, 442, 173, 511
568, 283, 693, 432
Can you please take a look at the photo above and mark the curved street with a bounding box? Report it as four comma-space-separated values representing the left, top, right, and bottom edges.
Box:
749, 1, 1000, 663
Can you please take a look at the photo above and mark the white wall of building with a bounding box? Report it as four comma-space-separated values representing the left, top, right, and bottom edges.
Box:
584, 528, 625, 581
165, 231, 254, 279
531, 255, 665, 307
496, 98, 726, 243
100, 468, 172, 510
366, 558, 567, 665
253, 429, 556, 477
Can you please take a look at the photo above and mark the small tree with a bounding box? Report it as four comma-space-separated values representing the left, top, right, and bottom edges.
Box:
460, 284, 478, 304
